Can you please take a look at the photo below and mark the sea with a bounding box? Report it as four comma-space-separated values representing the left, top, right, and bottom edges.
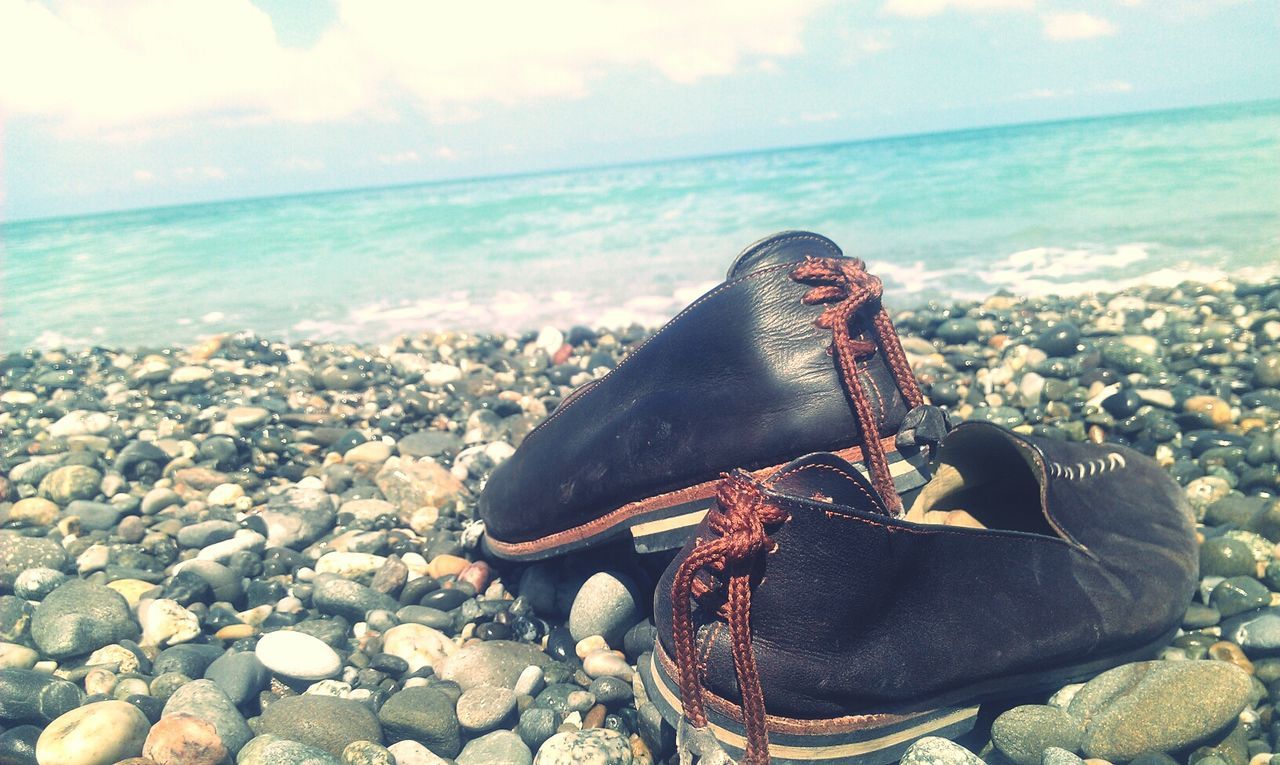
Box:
3, 99, 1278, 351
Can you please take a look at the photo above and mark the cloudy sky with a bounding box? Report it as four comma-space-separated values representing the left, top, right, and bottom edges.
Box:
1, 0, 1276, 220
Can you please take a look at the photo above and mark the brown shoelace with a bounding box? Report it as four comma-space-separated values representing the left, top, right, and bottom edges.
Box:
670, 257, 924, 762
790, 255, 924, 514
670, 470, 785, 765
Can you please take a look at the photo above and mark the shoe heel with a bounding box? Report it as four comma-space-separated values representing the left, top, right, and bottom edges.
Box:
629, 502, 713, 554
642, 644, 978, 765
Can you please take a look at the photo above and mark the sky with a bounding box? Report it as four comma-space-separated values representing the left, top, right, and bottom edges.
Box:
0, 0, 1276, 221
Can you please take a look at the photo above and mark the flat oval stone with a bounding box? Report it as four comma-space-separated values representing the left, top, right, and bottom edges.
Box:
35, 700, 149, 765
255, 629, 341, 681
1073, 661, 1251, 761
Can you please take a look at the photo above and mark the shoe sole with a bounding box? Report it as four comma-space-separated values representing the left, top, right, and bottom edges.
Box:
482, 438, 930, 561
640, 628, 1178, 765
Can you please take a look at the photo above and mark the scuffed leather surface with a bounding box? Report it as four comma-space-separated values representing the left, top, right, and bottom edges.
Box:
654, 423, 1198, 719
480, 232, 912, 543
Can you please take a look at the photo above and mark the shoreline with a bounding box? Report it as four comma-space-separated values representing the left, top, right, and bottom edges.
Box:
10, 264, 1280, 355
1, 275, 1279, 764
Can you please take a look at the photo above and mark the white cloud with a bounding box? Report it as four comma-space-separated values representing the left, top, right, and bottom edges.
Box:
433, 147, 458, 161
0, 0, 826, 136
1042, 11, 1117, 40
131, 169, 155, 183
881, 0, 1033, 18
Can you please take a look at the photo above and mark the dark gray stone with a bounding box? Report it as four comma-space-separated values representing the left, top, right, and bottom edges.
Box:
376, 685, 460, 758
30, 579, 139, 658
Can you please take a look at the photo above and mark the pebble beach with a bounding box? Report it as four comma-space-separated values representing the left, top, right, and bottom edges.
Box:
2, 275, 1280, 765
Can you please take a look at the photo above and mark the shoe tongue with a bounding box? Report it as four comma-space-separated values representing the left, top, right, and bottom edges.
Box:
726, 230, 845, 278
764, 452, 890, 516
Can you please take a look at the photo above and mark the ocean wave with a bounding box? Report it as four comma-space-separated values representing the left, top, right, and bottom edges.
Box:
979, 243, 1279, 298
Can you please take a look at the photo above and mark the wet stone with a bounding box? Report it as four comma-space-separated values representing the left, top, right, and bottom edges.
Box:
1210, 577, 1272, 618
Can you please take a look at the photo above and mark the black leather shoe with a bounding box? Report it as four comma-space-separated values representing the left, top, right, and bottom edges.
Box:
479, 231, 934, 560
641, 421, 1198, 765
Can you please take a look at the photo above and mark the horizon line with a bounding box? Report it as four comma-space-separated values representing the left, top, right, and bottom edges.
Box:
5, 95, 1277, 226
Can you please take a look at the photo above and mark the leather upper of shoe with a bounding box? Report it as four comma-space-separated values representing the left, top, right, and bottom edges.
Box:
655, 421, 1199, 721
480, 231, 917, 544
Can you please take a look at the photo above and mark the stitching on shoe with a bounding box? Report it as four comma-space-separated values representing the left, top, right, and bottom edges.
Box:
697, 622, 723, 682
770, 462, 882, 510
730, 232, 841, 272
1047, 452, 1126, 480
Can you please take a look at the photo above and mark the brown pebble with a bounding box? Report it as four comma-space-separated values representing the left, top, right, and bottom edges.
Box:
1209, 641, 1255, 674
552, 343, 574, 365
214, 624, 257, 640
583, 704, 607, 729
188, 335, 223, 361
1185, 395, 1233, 427
115, 759, 160, 765
1250, 754, 1272, 765
1087, 424, 1106, 444
143, 713, 229, 765
427, 554, 469, 578
116, 515, 147, 543
458, 561, 491, 592
630, 734, 655, 765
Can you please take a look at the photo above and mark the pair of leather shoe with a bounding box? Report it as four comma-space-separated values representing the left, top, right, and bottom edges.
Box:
479, 232, 1199, 765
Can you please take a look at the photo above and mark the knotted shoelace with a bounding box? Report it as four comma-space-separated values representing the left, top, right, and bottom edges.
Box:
790, 255, 923, 514
670, 470, 784, 765
670, 257, 924, 762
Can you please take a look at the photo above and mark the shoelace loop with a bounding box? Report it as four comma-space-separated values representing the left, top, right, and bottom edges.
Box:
670, 470, 785, 765
790, 256, 924, 514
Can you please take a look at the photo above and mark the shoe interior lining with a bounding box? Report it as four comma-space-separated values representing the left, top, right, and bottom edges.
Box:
904, 430, 1054, 536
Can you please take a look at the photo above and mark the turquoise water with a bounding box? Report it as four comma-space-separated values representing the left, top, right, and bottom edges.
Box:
3, 100, 1278, 350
